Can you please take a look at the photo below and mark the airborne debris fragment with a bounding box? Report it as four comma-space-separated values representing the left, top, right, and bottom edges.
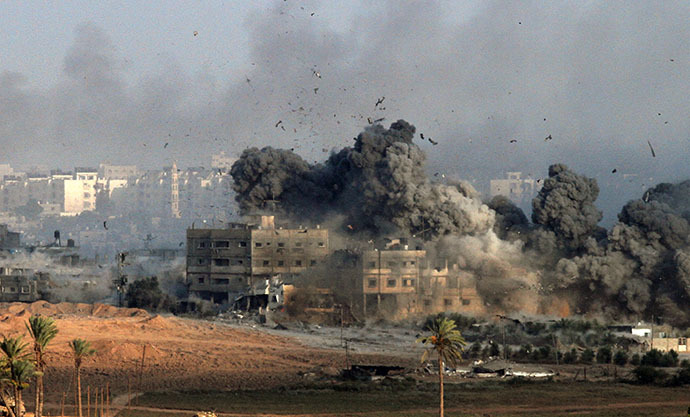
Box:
646, 140, 656, 157
611, 168, 617, 173
375, 96, 385, 108
544, 134, 552, 141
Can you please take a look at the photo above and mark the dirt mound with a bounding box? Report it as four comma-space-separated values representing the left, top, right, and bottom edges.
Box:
139, 314, 173, 329
0, 301, 149, 319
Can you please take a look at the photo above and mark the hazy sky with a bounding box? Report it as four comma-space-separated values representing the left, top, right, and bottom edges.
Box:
2, 1, 689, 224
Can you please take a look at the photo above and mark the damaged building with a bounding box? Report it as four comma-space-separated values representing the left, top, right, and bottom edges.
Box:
185, 215, 329, 305
361, 238, 485, 318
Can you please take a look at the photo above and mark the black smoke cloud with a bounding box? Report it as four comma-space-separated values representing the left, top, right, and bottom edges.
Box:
232, 120, 494, 238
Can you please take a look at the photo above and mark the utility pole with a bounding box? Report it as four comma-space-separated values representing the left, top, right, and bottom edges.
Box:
115, 252, 128, 307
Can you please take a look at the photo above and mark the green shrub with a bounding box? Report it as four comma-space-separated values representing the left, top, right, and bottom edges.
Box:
613, 350, 628, 366
633, 365, 667, 385
580, 348, 594, 364
562, 348, 578, 364
596, 346, 612, 364
630, 353, 641, 366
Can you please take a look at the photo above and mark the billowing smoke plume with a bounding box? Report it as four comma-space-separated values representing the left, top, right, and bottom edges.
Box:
232, 120, 494, 238
551, 181, 690, 326
232, 122, 690, 326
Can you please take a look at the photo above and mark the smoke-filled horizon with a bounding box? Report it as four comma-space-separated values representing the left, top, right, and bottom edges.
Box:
2, 1, 690, 225
231, 119, 690, 327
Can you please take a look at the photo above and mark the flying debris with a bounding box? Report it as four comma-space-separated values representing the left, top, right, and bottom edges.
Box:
164, 142, 169, 148
544, 134, 552, 141
375, 97, 385, 108
275, 120, 283, 128
103, 221, 108, 230
313, 87, 319, 94
373, 117, 385, 123
611, 168, 617, 173
646, 140, 656, 157
509, 139, 517, 143
311, 69, 321, 78
193, 31, 198, 36
428, 137, 438, 145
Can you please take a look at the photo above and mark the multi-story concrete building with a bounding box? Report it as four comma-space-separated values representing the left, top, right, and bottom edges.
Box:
361, 238, 485, 317
211, 151, 237, 172
99, 163, 140, 179
489, 171, 541, 207
185, 215, 329, 304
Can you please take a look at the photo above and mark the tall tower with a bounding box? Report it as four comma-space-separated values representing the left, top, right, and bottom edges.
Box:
171, 161, 181, 218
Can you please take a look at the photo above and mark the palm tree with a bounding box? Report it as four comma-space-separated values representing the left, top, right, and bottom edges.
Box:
69, 339, 96, 417
0, 336, 32, 417
417, 317, 466, 417
26, 315, 58, 417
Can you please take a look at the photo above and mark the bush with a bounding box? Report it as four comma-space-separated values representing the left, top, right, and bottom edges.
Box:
669, 367, 690, 386
641, 349, 678, 367
580, 348, 594, 364
489, 341, 500, 357
630, 353, 641, 366
641, 349, 664, 366
680, 359, 690, 368
596, 346, 612, 364
125, 276, 174, 311
613, 350, 628, 366
562, 348, 578, 364
663, 350, 679, 367
633, 365, 667, 385
467, 342, 481, 359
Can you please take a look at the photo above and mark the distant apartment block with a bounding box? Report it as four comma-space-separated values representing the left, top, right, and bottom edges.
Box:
489, 171, 541, 205
99, 163, 140, 179
211, 151, 237, 171
186, 215, 329, 304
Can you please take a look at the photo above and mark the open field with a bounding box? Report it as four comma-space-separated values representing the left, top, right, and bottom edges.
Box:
117, 380, 690, 417
1, 301, 688, 417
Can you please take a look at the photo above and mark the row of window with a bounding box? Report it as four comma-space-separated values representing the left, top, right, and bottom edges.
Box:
196, 240, 326, 249
196, 258, 318, 267
366, 260, 416, 268
259, 259, 317, 267
0, 286, 31, 294
195, 277, 244, 285
367, 278, 416, 288
421, 299, 472, 307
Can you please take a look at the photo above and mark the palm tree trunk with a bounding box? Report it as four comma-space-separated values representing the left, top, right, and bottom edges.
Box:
34, 375, 39, 417
438, 358, 444, 417
15, 388, 21, 417
13, 385, 20, 417
77, 368, 83, 417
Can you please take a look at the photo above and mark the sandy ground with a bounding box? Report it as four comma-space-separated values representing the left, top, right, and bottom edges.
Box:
0, 301, 414, 409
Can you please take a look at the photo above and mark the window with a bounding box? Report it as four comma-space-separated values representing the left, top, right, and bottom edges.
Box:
423, 299, 431, 306
20, 287, 29, 293
295, 242, 303, 247
680, 338, 687, 346
197, 258, 206, 265
294, 260, 302, 267
213, 258, 230, 266
444, 299, 453, 306
368, 261, 376, 268
462, 299, 471, 306
238, 241, 247, 247
387, 279, 396, 287
318, 242, 325, 247
368, 279, 377, 288
197, 241, 207, 249
198, 277, 205, 284
402, 279, 415, 287
310, 260, 317, 266
213, 241, 229, 248
83, 192, 90, 198
255, 242, 263, 247
262, 260, 270, 266
409, 261, 416, 265
213, 278, 229, 285
388, 262, 397, 267
277, 260, 285, 266
278, 242, 285, 247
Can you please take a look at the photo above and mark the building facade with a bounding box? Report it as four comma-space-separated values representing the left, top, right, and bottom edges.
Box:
186, 216, 329, 304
